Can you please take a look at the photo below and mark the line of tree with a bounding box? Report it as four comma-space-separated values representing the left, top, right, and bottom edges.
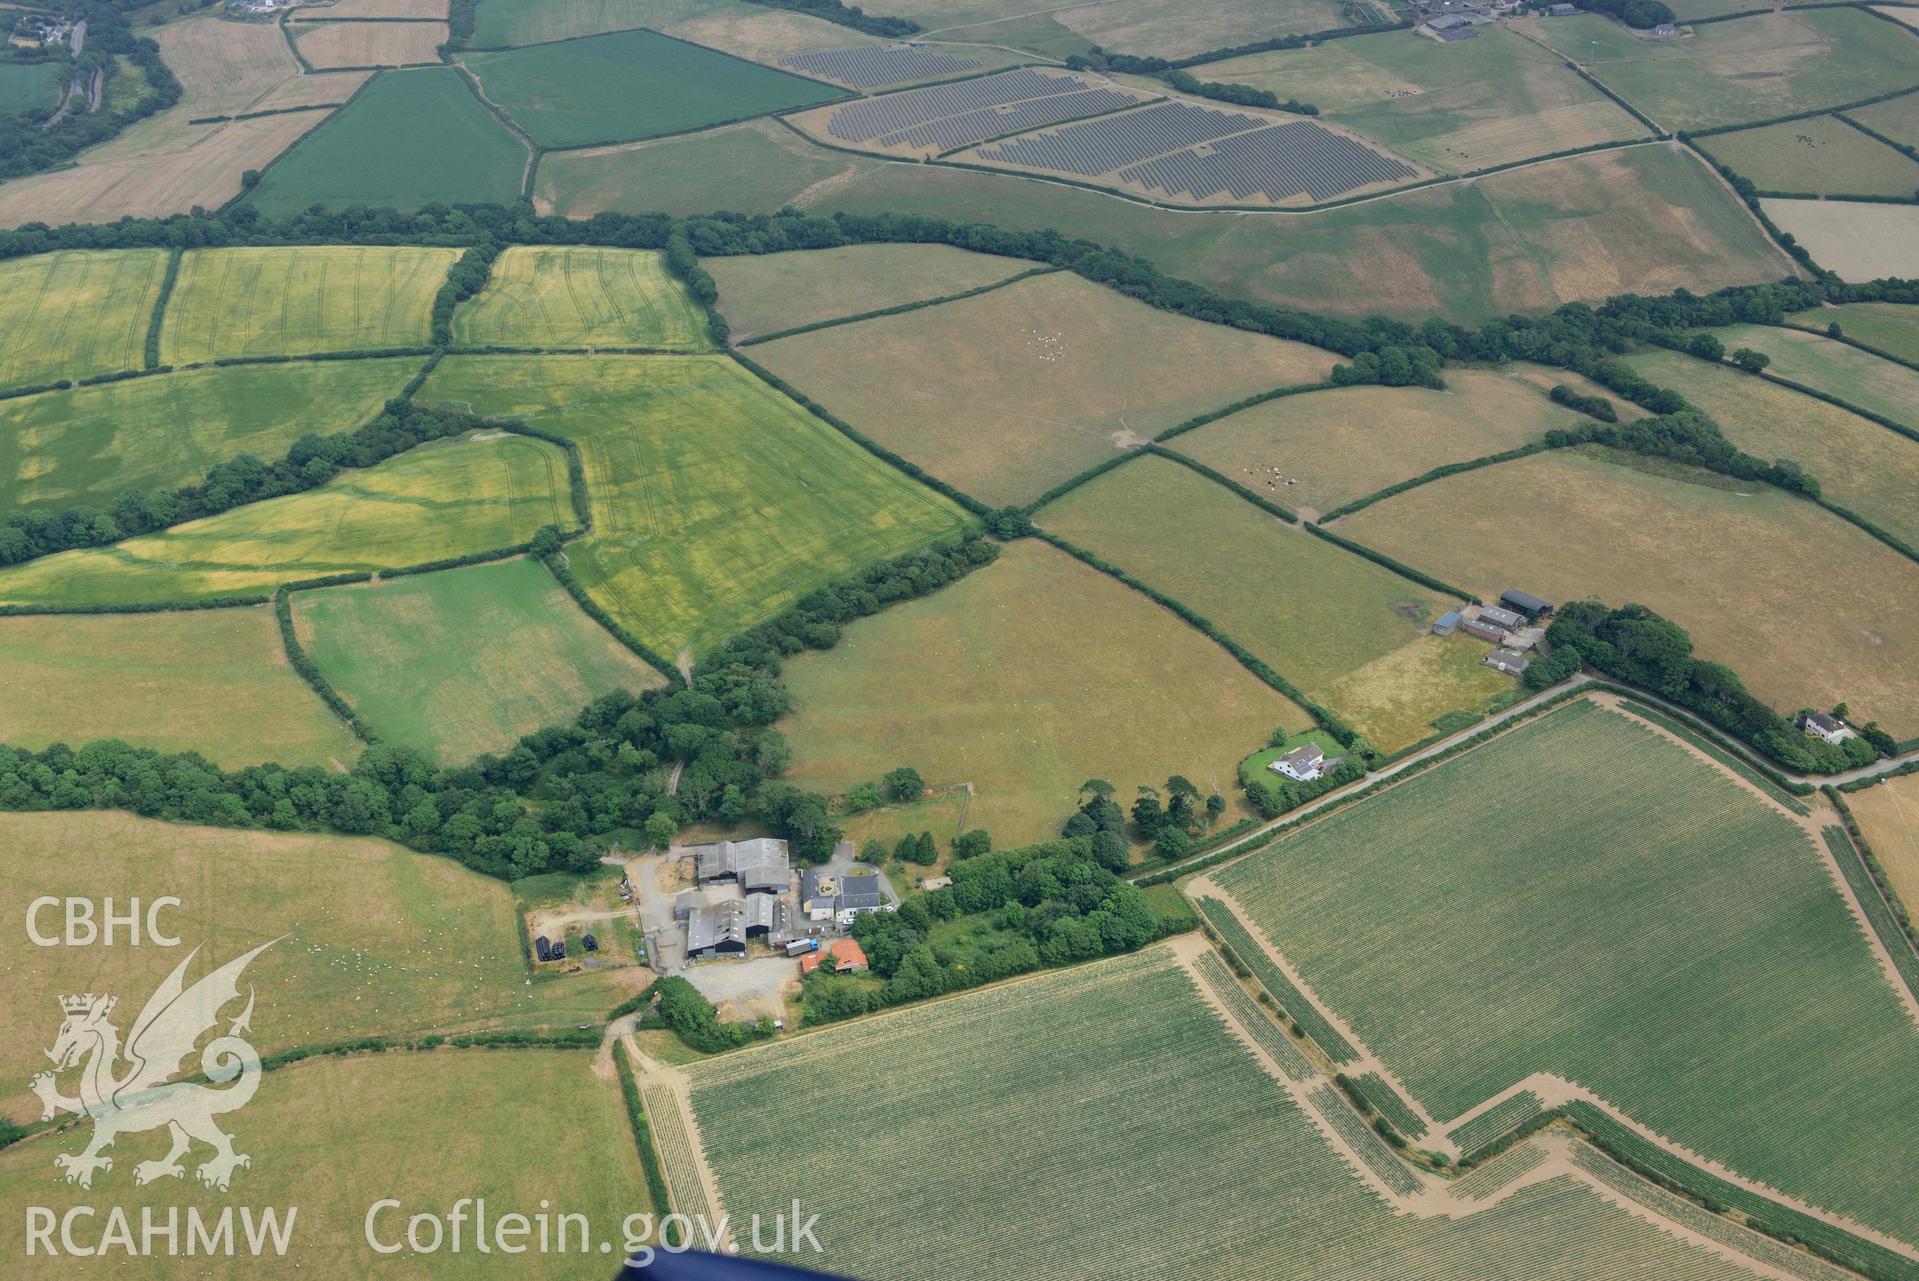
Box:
1542, 405, 1818, 496
0, 400, 494, 566
0, 532, 1000, 880
1545, 601, 1891, 770
801, 832, 1185, 1024
1570, 0, 1676, 29
640, 976, 774, 1052
740, 0, 918, 37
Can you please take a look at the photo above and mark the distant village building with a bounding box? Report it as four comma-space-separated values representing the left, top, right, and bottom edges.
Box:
1797, 712, 1854, 745
1484, 648, 1531, 677
1270, 744, 1326, 783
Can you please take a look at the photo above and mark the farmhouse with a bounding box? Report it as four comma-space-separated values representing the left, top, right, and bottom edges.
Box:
1500, 590, 1554, 619
800, 938, 869, 975
1270, 744, 1326, 782
692, 837, 791, 893
803, 868, 890, 926
1797, 712, 1854, 744
1432, 610, 1462, 636
1484, 648, 1531, 676
1651, 20, 1678, 37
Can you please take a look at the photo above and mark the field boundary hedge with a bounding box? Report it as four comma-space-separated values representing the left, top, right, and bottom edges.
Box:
1301, 522, 1479, 604
275, 585, 380, 743
1821, 823, 1919, 998
539, 551, 684, 684
1146, 445, 1298, 522
1777, 317, 1919, 376
1609, 695, 1814, 808
728, 351, 991, 515
1683, 80, 1919, 139
732, 265, 1059, 345
616, 1051, 680, 1236
1318, 440, 1557, 522
1825, 787, 1919, 955
144, 249, 182, 371
1151, 380, 1338, 444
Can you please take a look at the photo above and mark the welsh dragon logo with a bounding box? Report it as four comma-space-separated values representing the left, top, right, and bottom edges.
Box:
30, 939, 277, 1190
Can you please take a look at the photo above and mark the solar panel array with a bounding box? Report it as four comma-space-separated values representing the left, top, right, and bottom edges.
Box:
976, 100, 1262, 176
826, 68, 1088, 142
778, 45, 981, 89
875, 87, 1140, 152
1121, 120, 1417, 202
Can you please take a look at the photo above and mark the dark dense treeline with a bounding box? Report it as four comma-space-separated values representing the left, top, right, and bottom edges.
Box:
740, 0, 918, 36
1571, 0, 1675, 29
0, 400, 491, 566
1543, 406, 1818, 496
0, 533, 999, 880
1547, 602, 1889, 770
0, 1, 181, 180
1063, 20, 1411, 76
802, 834, 1180, 1023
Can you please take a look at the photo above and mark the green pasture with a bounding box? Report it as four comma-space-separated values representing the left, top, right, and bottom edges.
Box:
0, 433, 570, 607
0, 60, 63, 112
1211, 698, 1919, 1243
1697, 115, 1919, 198
0, 248, 169, 390
158, 246, 456, 364
1039, 455, 1494, 751
246, 67, 528, 215
1850, 91, 1919, 150
691, 943, 1786, 1281
451, 245, 711, 349
471, 0, 737, 50
416, 354, 972, 660
0, 607, 360, 768
462, 27, 840, 150
1707, 321, 1919, 432
291, 556, 666, 762
1791, 300, 1919, 362
1533, 10, 1919, 134
0, 358, 421, 512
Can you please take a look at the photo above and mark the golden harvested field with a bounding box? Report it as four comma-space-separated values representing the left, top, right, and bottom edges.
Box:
1846, 773, 1919, 913
0, 249, 168, 388
0, 112, 332, 231
1625, 350, 1919, 549
248, 66, 372, 110
710, 243, 1034, 340
749, 271, 1337, 506
294, 19, 449, 67
159, 245, 457, 363
1042, 457, 1509, 751
0, 810, 633, 1113
0, 434, 570, 608
1340, 447, 1919, 733
1167, 370, 1587, 518
0, 1048, 650, 1277
0, 608, 359, 768
779, 539, 1309, 844
152, 12, 300, 118
1765, 198, 1919, 281
1202, 27, 1647, 174
451, 245, 712, 349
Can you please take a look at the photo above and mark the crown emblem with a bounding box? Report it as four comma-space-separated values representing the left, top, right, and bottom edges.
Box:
59, 994, 112, 1016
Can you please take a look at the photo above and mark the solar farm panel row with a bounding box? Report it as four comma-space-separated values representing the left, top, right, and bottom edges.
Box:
976, 100, 1263, 176
826, 68, 1088, 142
778, 45, 981, 89
877, 87, 1141, 152
1121, 120, 1417, 203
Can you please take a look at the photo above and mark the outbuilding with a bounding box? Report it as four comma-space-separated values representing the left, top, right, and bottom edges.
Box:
1432, 610, 1462, 636
1499, 590, 1554, 619
1484, 648, 1531, 676
1477, 604, 1526, 630
1462, 618, 1507, 644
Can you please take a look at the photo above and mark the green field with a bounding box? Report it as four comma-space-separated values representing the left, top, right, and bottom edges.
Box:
1701, 322, 1919, 433
1850, 90, 1919, 149
1167, 370, 1583, 517
0, 608, 360, 768
0, 1048, 649, 1276
158, 246, 456, 364
417, 354, 972, 659
708, 243, 1034, 341
291, 557, 666, 761
1532, 9, 1919, 133
779, 539, 1310, 845
749, 271, 1335, 506
0, 248, 169, 389
462, 28, 840, 150
1202, 26, 1647, 174
1340, 447, 1919, 733
1697, 115, 1919, 197
0, 433, 570, 607
691, 942, 1788, 1281
246, 67, 528, 215
470, 0, 738, 50
1040, 457, 1507, 751
880, 0, 1343, 59
0, 359, 420, 512
0, 809, 633, 1113
1210, 698, 1919, 1244
450, 245, 710, 349
541, 123, 1791, 324
1793, 300, 1919, 362
0, 60, 64, 112
1625, 345, 1919, 546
